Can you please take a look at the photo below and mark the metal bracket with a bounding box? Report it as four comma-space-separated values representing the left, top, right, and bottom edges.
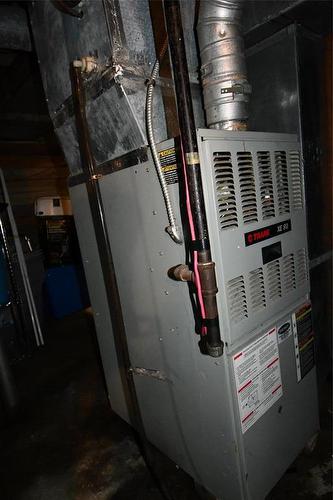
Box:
91, 173, 103, 181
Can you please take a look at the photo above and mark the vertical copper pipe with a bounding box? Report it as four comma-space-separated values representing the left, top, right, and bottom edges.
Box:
163, 0, 223, 357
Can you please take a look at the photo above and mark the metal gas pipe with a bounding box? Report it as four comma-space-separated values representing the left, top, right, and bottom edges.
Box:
164, 0, 223, 358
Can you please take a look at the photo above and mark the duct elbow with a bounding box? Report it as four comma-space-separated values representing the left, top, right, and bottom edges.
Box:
197, 0, 251, 130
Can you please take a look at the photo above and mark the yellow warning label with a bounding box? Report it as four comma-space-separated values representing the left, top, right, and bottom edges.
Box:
161, 164, 177, 173
158, 146, 179, 185
159, 148, 175, 158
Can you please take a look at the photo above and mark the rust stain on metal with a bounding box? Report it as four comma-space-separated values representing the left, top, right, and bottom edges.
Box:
129, 367, 169, 382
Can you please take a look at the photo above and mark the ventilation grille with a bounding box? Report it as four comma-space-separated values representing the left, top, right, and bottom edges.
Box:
275, 151, 290, 215
266, 260, 282, 301
296, 248, 308, 287
227, 249, 309, 324
257, 151, 275, 220
281, 253, 296, 293
237, 152, 258, 225
249, 267, 266, 312
213, 152, 238, 230
227, 275, 248, 324
289, 151, 304, 210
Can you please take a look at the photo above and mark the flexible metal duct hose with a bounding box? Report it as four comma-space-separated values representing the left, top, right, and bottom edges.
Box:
146, 59, 182, 244
197, 0, 251, 130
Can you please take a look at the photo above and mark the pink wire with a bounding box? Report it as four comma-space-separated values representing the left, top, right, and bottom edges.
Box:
180, 141, 207, 335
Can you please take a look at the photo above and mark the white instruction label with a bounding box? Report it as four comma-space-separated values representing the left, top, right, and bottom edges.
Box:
233, 328, 283, 434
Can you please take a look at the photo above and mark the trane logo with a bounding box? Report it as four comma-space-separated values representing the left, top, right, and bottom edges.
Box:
244, 220, 291, 247
246, 229, 270, 245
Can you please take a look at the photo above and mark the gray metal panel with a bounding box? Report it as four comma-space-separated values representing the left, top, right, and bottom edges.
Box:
0, 5, 32, 51
55, 119, 81, 176
97, 143, 245, 499
242, 1, 298, 34
197, 130, 318, 498
70, 131, 319, 499
30, 1, 111, 113
31, 0, 167, 176
54, 78, 161, 176
198, 130, 309, 349
118, 0, 155, 64
246, 26, 300, 134
241, 317, 319, 499
86, 83, 148, 165
69, 183, 130, 423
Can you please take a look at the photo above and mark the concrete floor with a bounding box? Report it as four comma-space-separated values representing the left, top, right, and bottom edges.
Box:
0, 309, 331, 500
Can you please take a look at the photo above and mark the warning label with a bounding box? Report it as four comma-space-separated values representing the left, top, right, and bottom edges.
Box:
233, 328, 283, 434
292, 303, 315, 382
159, 147, 179, 185
277, 320, 292, 344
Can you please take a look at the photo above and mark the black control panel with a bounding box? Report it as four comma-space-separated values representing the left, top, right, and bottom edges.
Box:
262, 241, 282, 265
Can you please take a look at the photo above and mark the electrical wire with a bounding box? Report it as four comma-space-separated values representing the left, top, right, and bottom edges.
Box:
180, 142, 207, 335
146, 51, 182, 244
146, 39, 205, 329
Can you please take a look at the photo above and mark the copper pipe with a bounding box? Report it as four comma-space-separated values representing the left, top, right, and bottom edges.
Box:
164, 0, 223, 357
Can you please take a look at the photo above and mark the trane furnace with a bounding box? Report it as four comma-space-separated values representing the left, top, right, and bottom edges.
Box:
69, 130, 319, 499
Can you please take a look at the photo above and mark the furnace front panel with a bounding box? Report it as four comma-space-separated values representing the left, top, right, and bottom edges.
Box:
69, 130, 319, 500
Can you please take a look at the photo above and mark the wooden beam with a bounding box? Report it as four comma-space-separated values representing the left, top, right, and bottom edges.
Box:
0, 140, 63, 156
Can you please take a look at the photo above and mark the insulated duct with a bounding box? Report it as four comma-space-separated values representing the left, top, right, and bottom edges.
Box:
197, 0, 251, 130
0, 5, 31, 51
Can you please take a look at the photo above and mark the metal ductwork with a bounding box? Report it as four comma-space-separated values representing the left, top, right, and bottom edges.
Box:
197, 0, 251, 130
0, 5, 31, 51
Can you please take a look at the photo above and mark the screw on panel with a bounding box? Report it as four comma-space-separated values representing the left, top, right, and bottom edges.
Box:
159, 251, 164, 256
164, 290, 169, 295
169, 327, 179, 333
152, 210, 157, 215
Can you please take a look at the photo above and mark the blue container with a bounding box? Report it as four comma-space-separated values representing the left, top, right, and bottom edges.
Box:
45, 265, 88, 319
0, 245, 9, 306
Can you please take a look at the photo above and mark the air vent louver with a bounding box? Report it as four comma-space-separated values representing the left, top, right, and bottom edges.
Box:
266, 260, 282, 301
237, 152, 258, 225
289, 151, 304, 210
281, 253, 296, 293
257, 151, 275, 220
213, 152, 238, 230
275, 151, 290, 215
227, 275, 248, 324
296, 248, 308, 287
249, 267, 266, 312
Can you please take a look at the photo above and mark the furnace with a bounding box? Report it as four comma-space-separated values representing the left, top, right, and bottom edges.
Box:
69, 129, 318, 499
30, 0, 323, 498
